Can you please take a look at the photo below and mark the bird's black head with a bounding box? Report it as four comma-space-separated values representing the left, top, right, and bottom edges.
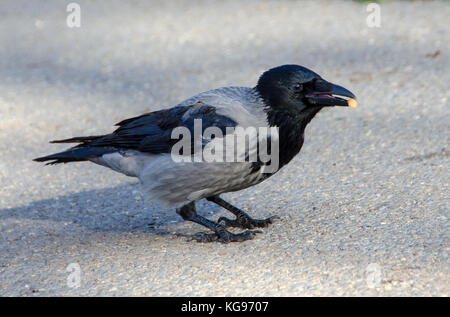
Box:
255, 65, 357, 169
255, 64, 357, 113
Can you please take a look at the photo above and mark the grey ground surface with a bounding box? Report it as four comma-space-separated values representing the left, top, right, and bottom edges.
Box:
0, 0, 448, 296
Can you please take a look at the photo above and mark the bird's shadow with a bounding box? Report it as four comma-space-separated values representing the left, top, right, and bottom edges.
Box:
0, 182, 223, 237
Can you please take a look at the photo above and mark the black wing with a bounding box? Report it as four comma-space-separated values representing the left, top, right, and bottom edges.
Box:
34, 102, 237, 164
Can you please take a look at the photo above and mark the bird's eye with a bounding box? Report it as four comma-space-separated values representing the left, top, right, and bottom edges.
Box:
292, 83, 302, 90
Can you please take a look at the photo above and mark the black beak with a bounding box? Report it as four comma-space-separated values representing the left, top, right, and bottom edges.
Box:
306, 82, 357, 108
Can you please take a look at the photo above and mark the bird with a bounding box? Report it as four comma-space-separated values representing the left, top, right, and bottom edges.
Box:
34, 64, 357, 243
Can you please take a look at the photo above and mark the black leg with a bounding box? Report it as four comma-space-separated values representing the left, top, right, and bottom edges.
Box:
206, 196, 279, 229
176, 202, 261, 243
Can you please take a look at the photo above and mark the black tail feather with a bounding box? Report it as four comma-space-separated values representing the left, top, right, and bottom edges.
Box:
34, 146, 116, 165
50, 135, 103, 144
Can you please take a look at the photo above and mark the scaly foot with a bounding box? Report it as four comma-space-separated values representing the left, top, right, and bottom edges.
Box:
218, 214, 279, 229
189, 227, 262, 243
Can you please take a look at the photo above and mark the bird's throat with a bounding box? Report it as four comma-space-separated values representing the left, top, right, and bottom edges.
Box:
266, 106, 322, 169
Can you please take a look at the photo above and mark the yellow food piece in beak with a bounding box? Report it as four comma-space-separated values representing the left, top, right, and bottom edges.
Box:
347, 98, 358, 109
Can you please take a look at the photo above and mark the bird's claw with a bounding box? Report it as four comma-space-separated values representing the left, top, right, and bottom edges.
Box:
189, 232, 219, 243
218, 215, 279, 229
189, 228, 262, 243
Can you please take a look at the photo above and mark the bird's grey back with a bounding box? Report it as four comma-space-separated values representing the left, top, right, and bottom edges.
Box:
178, 86, 269, 128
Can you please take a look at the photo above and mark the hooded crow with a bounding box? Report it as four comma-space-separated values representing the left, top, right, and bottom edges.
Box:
34, 64, 357, 243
